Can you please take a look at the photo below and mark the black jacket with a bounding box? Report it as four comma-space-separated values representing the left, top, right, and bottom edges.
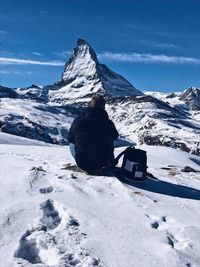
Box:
68, 107, 118, 171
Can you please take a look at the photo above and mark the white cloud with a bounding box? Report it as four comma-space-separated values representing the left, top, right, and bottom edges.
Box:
0, 57, 65, 66
153, 43, 177, 49
140, 40, 178, 49
33, 52, 43, 57
1, 53, 199, 68
98, 52, 200, 64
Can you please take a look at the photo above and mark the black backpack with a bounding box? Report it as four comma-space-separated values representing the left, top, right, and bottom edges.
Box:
114, 146, 148, 182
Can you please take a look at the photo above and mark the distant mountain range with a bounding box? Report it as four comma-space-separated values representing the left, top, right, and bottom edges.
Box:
0, 39, 200, 155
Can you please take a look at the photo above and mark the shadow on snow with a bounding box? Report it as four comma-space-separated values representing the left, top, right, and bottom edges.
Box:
121, 176, 200, 200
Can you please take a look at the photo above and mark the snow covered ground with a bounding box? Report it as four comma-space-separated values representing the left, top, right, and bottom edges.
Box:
0, 132, 53, 146
0, 133, 200, 267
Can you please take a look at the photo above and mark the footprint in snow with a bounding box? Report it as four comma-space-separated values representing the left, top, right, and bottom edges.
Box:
166, 231, 193, 251
29, 166, 47, 190
39, 199, 61, 230
146, 214, 193, 258
151, 221, 160, 229
145, 214, 167, 230
14, 229, 42, 264
14, 200, 61, 264
151, 216, 167, 229
39, 186, 54, 194
57, 174, 76, 181
131, 191, 158, 209
14, 199, 105, 266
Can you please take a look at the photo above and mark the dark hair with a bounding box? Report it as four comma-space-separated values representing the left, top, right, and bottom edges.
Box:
88, 95, 106, 109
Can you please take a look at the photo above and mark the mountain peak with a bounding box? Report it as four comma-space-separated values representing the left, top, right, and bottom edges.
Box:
75, 38, 98, 62
77, 38, 90, 47
51, 39, 143, 101
179, 86, 200, 110
61, 39, 98, 84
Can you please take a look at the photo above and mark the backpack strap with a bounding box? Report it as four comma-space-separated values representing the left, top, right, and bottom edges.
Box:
114, 146, 134, 166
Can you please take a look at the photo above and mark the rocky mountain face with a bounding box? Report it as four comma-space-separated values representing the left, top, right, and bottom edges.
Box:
0, 86, 18, 98
48, 38, 142, 102
107, 94, 200, 156
0, 39, 200, 155
16, 84, 49, 102
179, 87, 200, 110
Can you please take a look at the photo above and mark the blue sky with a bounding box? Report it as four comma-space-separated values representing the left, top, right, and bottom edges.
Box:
0, 0, 200, 92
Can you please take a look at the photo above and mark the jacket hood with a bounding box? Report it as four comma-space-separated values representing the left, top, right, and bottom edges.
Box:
82, 107, 109, 121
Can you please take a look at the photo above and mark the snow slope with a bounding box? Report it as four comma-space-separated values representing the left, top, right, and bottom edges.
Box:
0, 132, 53, 146
1, 135, 200, 267
0, 97, 75, 144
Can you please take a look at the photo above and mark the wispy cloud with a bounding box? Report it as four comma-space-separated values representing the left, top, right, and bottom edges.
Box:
140, 40, 178, 49
54, 50, 71, 58
0, 70, 24, 75
0, 70, 33, 75
0, 57, 65, 66
0, 70, 10, 74
1, 53, 199, 67
153, 42, 177, 49
0, 50, 15, 57
0, 30, 7, 34
33, 51, 43, 57
98, 52, 200, 64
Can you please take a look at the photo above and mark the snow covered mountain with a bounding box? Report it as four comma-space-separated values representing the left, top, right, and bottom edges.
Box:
1, 133, 200, 267
147, 87, 200, 112
48, 38, 142, 102
0, 39, 199, 155
106, 89, 200, 156
179, 87, 200, 111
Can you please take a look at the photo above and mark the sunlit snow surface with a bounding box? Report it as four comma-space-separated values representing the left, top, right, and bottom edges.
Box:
0, 133, 200, 267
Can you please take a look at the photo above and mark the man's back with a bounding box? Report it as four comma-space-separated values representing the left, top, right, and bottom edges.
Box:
68, 106, 118, 171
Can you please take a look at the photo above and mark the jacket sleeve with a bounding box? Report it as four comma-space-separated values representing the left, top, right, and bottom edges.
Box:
109, 120, 119, 140
67, 118, 78, 144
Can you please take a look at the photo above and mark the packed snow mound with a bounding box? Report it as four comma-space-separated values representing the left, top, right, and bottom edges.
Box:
48, 38, 142, 102
0, 142, 200, 267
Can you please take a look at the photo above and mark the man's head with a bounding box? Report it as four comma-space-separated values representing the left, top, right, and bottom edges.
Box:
88, 95, 106, 109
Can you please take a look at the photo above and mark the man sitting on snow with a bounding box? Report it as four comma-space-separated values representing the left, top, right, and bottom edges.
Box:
68, 95, 118, 173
